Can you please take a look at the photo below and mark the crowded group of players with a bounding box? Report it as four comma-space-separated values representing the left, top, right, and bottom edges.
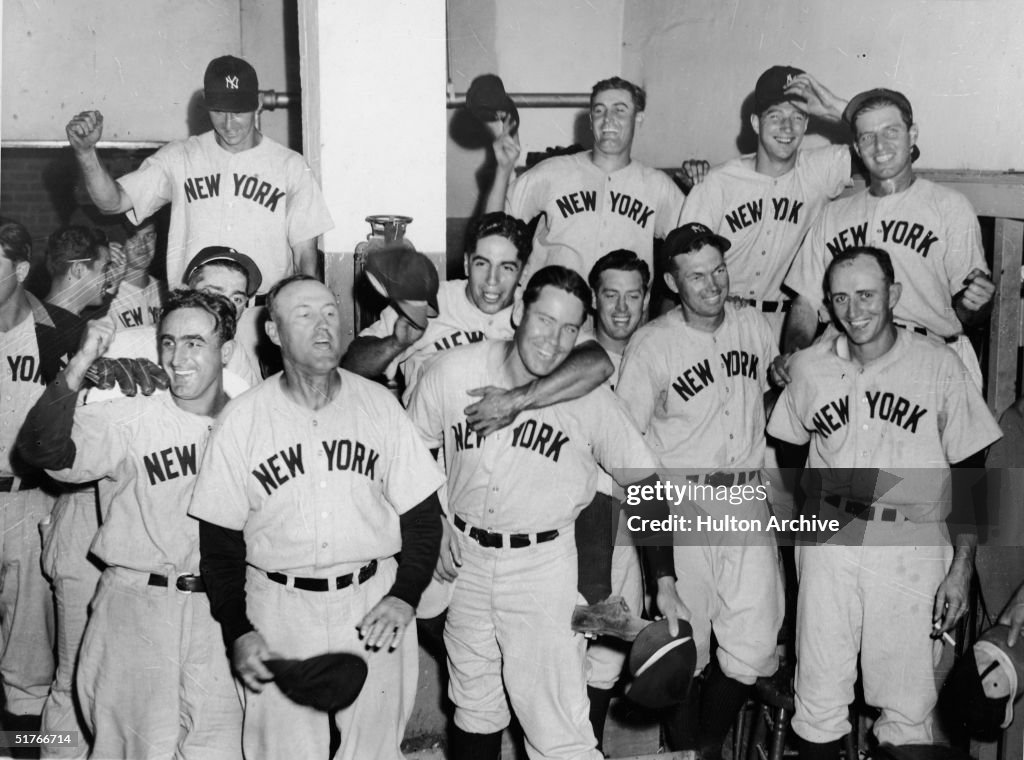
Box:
0, 50, 1021, 760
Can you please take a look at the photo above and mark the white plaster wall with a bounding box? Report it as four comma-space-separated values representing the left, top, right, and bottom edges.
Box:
625, 0, 1024, 171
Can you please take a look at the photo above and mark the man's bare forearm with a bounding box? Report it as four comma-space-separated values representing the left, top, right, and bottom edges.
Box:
517, 340, 612, 410
74, 149, 131, 214
483, 166, 514, 214
340, 335, 406, 379
292, 239, 319, 278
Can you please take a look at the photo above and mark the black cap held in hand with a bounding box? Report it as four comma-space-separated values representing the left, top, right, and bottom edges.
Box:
265, 652, 369, 713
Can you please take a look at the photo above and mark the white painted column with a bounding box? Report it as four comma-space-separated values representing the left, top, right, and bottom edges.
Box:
299, 0, 447, 349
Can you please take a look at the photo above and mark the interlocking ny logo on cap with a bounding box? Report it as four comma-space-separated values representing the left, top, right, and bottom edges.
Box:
786, 73, 795, 86
226, 75, 239, 89
693, 223, 711, 235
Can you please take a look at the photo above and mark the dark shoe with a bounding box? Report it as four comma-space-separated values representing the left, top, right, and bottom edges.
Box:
572, 595, 650, 641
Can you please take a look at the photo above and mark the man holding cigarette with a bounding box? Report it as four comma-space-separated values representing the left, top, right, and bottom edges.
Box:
768, 247, 1001, 757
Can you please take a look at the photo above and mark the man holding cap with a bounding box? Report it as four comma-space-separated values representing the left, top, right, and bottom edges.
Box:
65, 54, 334, 361
615, 222, 784, 760
343, 213, 521, 404
783, 87, 994, 387
678, 65, 851, 339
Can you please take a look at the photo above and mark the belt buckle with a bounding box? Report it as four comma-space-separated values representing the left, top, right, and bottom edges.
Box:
175, 573, 194, 594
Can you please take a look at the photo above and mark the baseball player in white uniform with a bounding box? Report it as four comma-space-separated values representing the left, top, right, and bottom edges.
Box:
782, 88, 994, 388
407, 265, 685, 760
485, 77, 683, 280
31, 246, 260, 757
768, 247, 1001, 757
106, 219, 165, 329
582, 249, 651, 752
678, 66, 851, 338
65, 54, 334, 359
342, 212, 524, 402
189, 275, 445, 760
0, 222, 85, 734
18, 289, 245, 759
615, 223, 784, 759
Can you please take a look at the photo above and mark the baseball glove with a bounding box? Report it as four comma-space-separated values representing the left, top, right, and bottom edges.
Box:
85, 357, 170, 397
264, 652, 369, 713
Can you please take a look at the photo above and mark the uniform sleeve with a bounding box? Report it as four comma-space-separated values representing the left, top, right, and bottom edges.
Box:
47, 401, 133, 484
587, 391, 660, 481
615, 330, 665, 433
116, 145, 176, 224
805, 144, 852, 200
938, 191, 987, 291
187, 409, 252, 531
676, 174, 721, 228
783, 206, 829, 306
653, 172, 685, 239
405, 358, 448, 450
936, 351, 1003, 462
505, 165, 547, 223
285, 156, 335, 244
379, 397, 445, 515
766, 358, 811, 445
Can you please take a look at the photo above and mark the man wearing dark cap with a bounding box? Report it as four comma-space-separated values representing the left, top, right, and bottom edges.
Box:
783, 87, 994, 387
65, 54, 333, 362
615, 223, 784, 759
679, 65, 851, 340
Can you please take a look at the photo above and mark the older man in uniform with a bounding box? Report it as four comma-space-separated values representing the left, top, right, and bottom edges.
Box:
190, 275, 445, 760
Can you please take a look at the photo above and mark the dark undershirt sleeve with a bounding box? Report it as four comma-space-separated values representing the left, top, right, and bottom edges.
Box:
387, 492, 443, 608
199, 520, 254, 648
15, 370, 80, 471
624, 472, 677, 581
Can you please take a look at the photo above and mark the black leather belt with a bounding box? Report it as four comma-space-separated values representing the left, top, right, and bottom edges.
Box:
0, 476, 38, 492
453, 515, 559, 549
893, 322, 958, 344
686, 470, 759, 488
740, 299, 792, 313
266, 560, 378, 592
823, 494, 905, 522
148, 573, 206, 593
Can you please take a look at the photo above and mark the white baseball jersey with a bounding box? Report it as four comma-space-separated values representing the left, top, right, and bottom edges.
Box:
106, 279, 165, 329
616, 302, 778, 471
407, 340, 660, 532
45, 393, 216, 573
679, 146, 850, 303
768, 330, 1001, 518
118, 131, 334, 294
768, 330, 1001, 746
189, 370, 445, 576
360, 279, 515, 404
784, 178, 987, 338
408, 339, 655, 759
506, 152, 683, 279
615, 302, 783, 683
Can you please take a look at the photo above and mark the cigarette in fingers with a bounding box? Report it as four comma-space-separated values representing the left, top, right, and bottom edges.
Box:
932, 620, 956, 646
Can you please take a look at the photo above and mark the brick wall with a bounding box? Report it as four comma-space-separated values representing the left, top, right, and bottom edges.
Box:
1, 147, 160, 293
